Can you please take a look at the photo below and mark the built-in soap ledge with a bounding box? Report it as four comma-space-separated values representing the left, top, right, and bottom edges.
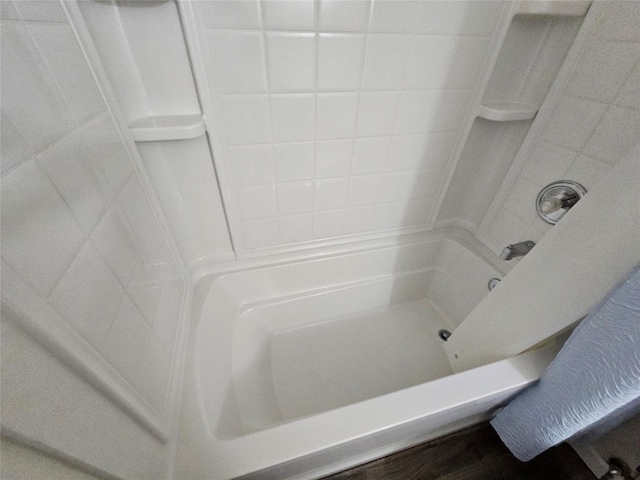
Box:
129, 114, 206, 142
514, 1, 590, 17
477, 103, 538, 122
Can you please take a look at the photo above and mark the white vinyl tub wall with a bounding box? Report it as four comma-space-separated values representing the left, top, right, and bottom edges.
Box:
174, 230, 558, 480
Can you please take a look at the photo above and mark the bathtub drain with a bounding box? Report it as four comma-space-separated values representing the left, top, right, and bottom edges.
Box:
439, 329, 452, 341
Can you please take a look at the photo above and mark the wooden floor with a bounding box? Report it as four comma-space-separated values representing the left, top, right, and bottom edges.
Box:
321, 423, 597, 480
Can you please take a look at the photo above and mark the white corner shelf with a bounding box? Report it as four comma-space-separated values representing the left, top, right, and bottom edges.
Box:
514, 1, 591, 17
129, 114, 206, 142
477, 103, 538, 122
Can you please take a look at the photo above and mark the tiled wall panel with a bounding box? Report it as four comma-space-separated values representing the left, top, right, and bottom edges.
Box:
481, 1, 640, 254
1, 3, 185, 418
194, 0, 504, 254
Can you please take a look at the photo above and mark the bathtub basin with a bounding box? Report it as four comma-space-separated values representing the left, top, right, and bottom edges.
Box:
174, 230, 558, 480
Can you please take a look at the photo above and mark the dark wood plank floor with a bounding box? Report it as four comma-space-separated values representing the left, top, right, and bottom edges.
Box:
321, 423, 597, 480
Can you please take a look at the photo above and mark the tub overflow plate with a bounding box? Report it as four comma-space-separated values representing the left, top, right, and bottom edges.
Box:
536, 180, 586, 224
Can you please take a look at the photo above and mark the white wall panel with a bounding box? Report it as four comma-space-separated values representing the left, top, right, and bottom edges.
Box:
1, 3, 189, 477
187, 0, 504, 256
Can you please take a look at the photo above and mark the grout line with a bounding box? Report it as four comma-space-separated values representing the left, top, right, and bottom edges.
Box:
44, 236, 91, 301
0, 115, 34, 178
609, 55, 640, 109
536, 136, 588, 156
24, 20, 86, 127
564, 92, 625, 109
347, 8, 372, 211
258, 0, 282, 248
1, 0, 22, 21
33, 155, 98, 298
378, 34, 412, 185
96, 281, 127, 354
0, 18, 68, 27
42, 168, 136, 300
314, 0, 320, 31
310, 13, 320, 223
218, 86, 475, 96
8, 115, 134, 302
202, 23, 495, 38
593, 35, 640, 46
1, 110, 109, 179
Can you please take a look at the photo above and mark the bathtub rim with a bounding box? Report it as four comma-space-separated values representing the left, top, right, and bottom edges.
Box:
173, 229, 542, 479
179, 339, 557, 480
233, 347, 559, 480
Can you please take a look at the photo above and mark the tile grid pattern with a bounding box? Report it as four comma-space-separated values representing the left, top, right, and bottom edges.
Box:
483, 0, 640, 255
1, 1, 185, 415
197, 0, 504, 252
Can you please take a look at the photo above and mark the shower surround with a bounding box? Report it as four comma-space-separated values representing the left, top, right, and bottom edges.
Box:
2, 1, 640, 479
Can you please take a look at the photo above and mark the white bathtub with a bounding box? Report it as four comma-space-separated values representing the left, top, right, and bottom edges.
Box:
174, 230, 558, 480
